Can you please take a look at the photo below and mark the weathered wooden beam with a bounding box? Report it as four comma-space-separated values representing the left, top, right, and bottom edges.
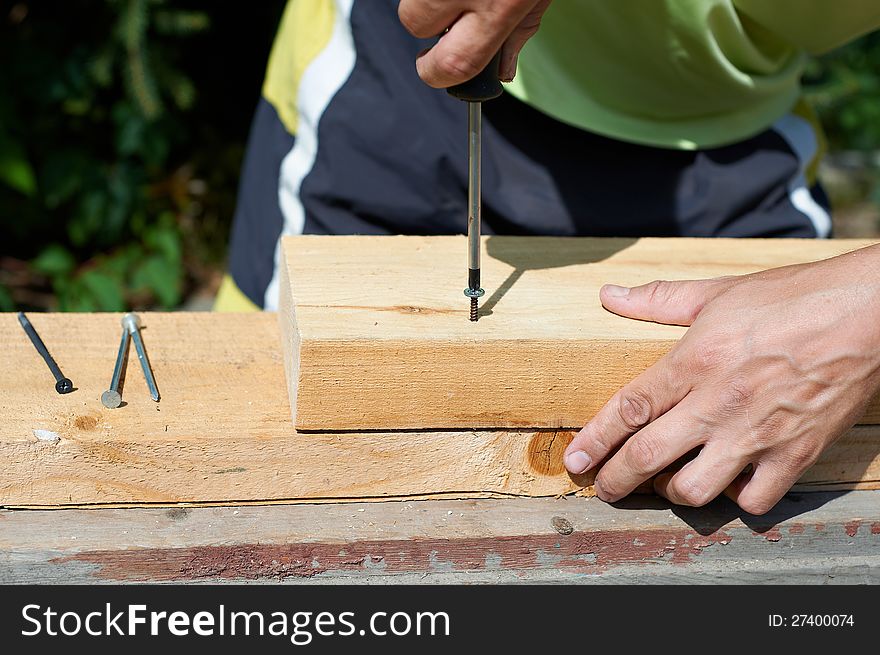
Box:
279, 236, 880, 430
3, 493, 879, 583
1, 313, 877, 508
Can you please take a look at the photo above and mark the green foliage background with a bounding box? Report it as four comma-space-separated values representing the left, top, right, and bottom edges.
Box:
0, 0, 285, 311
0, 2, 878, 312
804, 31, 880, 213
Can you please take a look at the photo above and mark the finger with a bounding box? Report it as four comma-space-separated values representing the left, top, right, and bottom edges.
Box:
415, 11, 523, 88
600, 277, 738, 326
722, 464, 754, 504
398, 0, 463, 39
591, 400, 706, 502
499, 0, 551, 80
563, 353, 689, 476
725, 461, 800, 516
653, 442, 751, 508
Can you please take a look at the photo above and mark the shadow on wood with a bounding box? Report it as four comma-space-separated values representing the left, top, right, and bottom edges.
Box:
480, 236, 638, 317
612, 490, 853, 537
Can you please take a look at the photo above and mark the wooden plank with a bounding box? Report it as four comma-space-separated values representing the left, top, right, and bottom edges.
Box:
3, 492, 879, 583
279, 236, 880, 430
0, 313, 878, 508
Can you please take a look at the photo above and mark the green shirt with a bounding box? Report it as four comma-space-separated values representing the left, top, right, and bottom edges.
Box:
506, 0, 880, 149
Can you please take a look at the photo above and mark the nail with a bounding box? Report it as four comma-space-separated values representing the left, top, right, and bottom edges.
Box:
101, 326, 131, 409
603, 284, 630, 298
122, 313, 160, 402
18, 312, 74, 394
564, 450, 592, 474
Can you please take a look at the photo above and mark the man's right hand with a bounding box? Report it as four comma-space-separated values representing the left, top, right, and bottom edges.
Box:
398, 0, 552, 87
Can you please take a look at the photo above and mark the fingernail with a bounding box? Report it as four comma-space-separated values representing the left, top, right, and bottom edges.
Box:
603, 284, 630, 298
500, 54, 517, 83
564, 450, 592, 474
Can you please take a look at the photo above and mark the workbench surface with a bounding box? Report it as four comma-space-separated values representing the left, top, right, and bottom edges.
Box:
2, 308, 878, 584
3, 492, 878, 584
2, 313, 878, 508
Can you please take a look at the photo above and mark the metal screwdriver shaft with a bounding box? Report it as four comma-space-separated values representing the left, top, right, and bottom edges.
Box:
122, 312, 160, 402
17, 312, 73, 394
101, 327, 131, 409
447, 52, 503, 323
465, 100, 484, 321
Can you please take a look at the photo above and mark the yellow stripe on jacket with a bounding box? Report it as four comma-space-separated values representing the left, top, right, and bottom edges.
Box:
262, 0, 337, 135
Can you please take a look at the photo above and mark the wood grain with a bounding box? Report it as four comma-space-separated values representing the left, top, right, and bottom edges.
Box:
3, 493, 879, 583
279, 236, 880, 430
0, 313, 878, 508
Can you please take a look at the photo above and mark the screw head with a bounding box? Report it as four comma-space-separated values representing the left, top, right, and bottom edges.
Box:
121, 312, 141, 333
101, 390, 122, 409
55, 378, 74, 394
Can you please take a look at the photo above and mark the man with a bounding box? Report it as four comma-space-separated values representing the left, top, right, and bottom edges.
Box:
218, 0, 880, 514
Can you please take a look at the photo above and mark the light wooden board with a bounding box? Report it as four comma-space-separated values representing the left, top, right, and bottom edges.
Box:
3, 493, 879, 583
0, 313, 878, 508
279, 236, 880, 430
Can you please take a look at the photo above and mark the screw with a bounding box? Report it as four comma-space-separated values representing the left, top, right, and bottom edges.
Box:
122, 312, 160, 402
17, 312, 73, 394
464, 286, 484, 322
101, 326, 131, 409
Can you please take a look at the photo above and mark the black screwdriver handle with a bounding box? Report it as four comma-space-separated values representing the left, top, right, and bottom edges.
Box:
446, 51, 504, 102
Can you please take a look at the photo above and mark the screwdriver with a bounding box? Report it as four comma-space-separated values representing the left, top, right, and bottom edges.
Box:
447, 53, 503, 321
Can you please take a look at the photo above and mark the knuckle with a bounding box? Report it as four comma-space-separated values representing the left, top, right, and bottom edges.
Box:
397, 3, 418, 33
398, 1, 441, 38
436, 50, 483, 81
718, 377, 754, 413
625, 434, 663, 474
644, 280, 674, 305
689, 339, 726, 372
787, 442, 821, 471
615, 388, 654, 431
738, 495, 774, 516
595, 473, 620, 501
588, 428, 615, 456
672, 476, 714, 507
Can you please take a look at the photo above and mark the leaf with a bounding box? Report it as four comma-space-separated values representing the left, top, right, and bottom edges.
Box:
31, 244, 77, 277
114, 102, 147, 155
79, 269, 126, 311
145, 216, 182, 262
40, 150, 90, 209
0, 283, 15, 311
153, 10, 210, 36
0, 128, 37, 197
131, 253, 181, 308
68, 189, 109, 246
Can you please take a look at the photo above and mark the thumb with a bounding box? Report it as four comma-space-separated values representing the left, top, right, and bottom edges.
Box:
599, 277, 736, 326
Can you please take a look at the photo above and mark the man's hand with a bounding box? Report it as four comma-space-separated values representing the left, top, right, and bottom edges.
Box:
563, 245, 880, 515
398, 0, 552, 87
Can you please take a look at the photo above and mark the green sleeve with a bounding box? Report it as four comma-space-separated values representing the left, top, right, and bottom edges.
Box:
734, 0, 880, 54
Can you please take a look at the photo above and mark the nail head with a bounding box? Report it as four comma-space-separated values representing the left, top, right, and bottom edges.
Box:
101, 390, 122, 409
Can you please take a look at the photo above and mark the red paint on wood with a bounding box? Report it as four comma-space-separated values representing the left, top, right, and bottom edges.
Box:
871, 522, 880, 535
787, 523, 805, 535
844, 520, 862, 538
756, 527, 782, 542
53, 526, 733, 582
